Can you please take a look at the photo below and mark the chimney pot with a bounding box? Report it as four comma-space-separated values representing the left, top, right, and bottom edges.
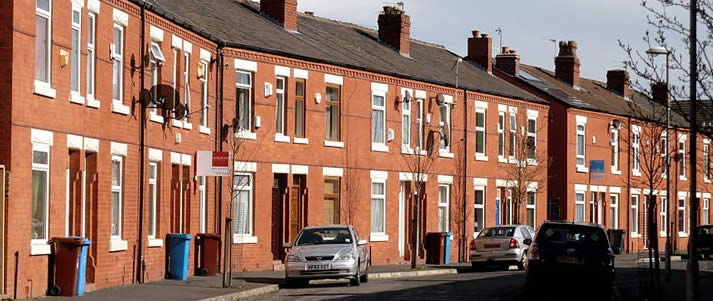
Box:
466, 30, 492, 73
260, 0, 298, 31
378, 7, 411, 55
496, 48, 520, 77
501, 46, 509, 54
472, 30, 480, 37
481, 33, 488, 38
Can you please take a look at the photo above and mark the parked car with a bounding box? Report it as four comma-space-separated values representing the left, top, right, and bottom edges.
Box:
525, 221, 617, 299
469, 225, 536, 270
283, 225, 369, 287
695, 225, 713, 259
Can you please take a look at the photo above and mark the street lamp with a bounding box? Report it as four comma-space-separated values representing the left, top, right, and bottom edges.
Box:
647, 46, 672, 281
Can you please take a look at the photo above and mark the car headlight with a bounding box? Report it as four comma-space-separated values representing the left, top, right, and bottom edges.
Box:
337, 253, 355, 261
287, 255, 304, 262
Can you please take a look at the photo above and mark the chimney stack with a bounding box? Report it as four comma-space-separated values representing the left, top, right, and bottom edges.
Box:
555, 41, 580, 87
496, 47, 520, 76
466, 30, 492, 73
261, 0, 298, 31
651, 82, 669, 106
378, 6, 411, 56
607, 69, 631, 99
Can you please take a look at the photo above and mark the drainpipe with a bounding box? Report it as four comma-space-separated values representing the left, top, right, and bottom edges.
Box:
136, 2, 147, 284
215, 41, 225, 271
626, 116, 632, 253
461, 88, 468, 263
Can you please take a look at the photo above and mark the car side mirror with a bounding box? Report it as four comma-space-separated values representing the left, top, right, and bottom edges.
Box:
357, 239, 368, 246
523, 238, 532, 246
282, 242, 293, 249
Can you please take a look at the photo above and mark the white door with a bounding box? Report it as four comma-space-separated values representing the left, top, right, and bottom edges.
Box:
398, 182, 405, 257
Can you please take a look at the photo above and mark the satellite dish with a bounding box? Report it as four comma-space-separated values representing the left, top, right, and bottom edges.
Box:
436, 94, 446, 106
403, 90, 412, 104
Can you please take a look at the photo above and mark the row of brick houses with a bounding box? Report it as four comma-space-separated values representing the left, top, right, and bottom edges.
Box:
0, 0, 710, 298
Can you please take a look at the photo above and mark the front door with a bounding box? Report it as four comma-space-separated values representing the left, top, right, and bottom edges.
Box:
272, 174, 287, 260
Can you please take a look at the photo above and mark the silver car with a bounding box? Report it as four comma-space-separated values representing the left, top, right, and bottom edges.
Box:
283, 225, 369, 287
470, 225, 535, 270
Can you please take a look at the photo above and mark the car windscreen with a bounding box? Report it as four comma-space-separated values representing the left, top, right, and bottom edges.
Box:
697, 226, 713, 235
535, 224, 609, 248
296, 228, 352, 246
478, 227, 516, 238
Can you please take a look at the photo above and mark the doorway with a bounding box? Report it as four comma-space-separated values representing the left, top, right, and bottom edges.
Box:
289, 175, 307, 243
272, 174, 287, 260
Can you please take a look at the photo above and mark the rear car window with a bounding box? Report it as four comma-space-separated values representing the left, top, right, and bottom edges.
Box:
535, 224, 609, 248
697, 226, 713, 235
479, 227, 515, 238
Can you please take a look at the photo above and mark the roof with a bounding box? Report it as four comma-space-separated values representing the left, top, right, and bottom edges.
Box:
136, 0, 545, 104
671, 99, 713, 137
515, 64, 688, 126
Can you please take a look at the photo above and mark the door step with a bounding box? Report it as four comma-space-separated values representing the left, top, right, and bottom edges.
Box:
272, 260, 285, 271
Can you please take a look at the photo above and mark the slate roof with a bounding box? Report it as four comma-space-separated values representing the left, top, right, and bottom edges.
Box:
134, 0, 545, 104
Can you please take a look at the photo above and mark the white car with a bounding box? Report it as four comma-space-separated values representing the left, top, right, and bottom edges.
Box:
470, 225, 535, 270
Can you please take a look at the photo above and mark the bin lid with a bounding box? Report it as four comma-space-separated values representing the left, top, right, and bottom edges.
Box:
167, 233, 192, 240
197, 233, 220, 239
50, 236, 85, 246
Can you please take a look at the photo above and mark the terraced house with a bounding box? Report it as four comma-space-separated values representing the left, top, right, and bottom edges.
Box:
0, 0, 550, 297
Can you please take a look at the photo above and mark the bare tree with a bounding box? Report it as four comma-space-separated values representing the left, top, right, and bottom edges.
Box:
343, 157, 360, 226
451, 142, 469, 263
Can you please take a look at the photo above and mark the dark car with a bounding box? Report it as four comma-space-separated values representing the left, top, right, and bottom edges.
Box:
525, 221, 617, 299
695, 225, 713, 259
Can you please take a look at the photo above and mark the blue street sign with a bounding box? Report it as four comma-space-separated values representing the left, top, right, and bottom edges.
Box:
590, 160, 605, 181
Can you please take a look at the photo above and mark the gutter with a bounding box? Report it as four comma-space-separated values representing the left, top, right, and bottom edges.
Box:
215, 41, 226, 272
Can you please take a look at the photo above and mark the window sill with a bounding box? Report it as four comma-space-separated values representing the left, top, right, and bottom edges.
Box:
87, 97, 101, 109
111, 100, 130, 115
475, 154, 488, 161
183, 122, 193, 130
275, 134, 291, 143
576, 166, 589, 173
293, 137, 309, 144
439, 150, 454, 158
172, 119, 184, 128
199, 126, 211, 135
498, 156, 507, 163
324, 140, 344, 148
149, 113, 165, 123
148, 238, 163, 248
611, 168, 622, 175
678, 233, 688, 238
631, 233, 641, 238
369, 233, 389, 242
33, 81, 56, 99
371, 144, 389, 153
69, 93, 85, 105
527, 159, 538, 166
401, 147, 414, 155
109, 239, 128, 252
660, 232, 667, 238
233, 235, 258, 244
234, 131, 257, 140
632, 170, 641, 177
679, 176, 688, 181
31, 242, 51, 256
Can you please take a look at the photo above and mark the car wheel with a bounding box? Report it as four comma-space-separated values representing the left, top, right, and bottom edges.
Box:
471, 262, 481, 271
286, 278, 308, 288
360, 267, 369, 283
350, 262, 361, 286
517, 252, 527, 271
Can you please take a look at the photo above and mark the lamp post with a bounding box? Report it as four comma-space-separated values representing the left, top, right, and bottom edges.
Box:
646, 46, 672, 281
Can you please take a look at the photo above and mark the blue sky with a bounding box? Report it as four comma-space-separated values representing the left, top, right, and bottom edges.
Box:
296, 0, 659, 82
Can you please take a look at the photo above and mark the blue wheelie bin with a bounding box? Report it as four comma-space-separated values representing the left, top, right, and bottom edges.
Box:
444, 232, 452, 264
166, 233, 192, 280
76, 238, 91, 296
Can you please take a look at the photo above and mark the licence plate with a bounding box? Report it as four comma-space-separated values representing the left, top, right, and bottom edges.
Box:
306, 264, 331, 271
699, 247, 710, 251
484, 244, 500, 249
557, 256, 584, 265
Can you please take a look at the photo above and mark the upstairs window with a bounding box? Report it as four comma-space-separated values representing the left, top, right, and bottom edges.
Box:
87, 13, 96, 99
236, 71, 253, 132
199, 61, 209, 128
509, 113, 517, 160
183, 52, 191, 122
527, 118, 537, 160
679, 141, 686, 178
294, 79, 306, 138
704, 143, 710, 181
111, 25, 124, 103
611, 128, 619, 171
416, 98, 424, 151
402, 96, 411, 151
439, 104, 451, 152
70, 7, 81, 94
576, 124, 585, 166
632, 130, 641, 172
275, 76, 287, 136
325, 85, 341, 141
475, 109, 486, 157
497, 112, 505, 158
371, 90, 386, 149
35, 0, 52, 85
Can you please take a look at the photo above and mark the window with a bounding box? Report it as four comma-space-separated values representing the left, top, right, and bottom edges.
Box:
439, 104, 451, 152
509, 113, 517, 160
183, 52, 191, 121
611, 128, 619, 171
678, 198, 686, 235
704, 198, 710, 225
498, 112, 505, 158
149, 54, 159, 116
506, 188, 513, 224
325, 85, 341, 141
402, 96, 411, 151
372, 91, 386, 147
236, 71, 253, 132
233, 173, 253, 236
632, 130, 641, 172
527, 118, 536, 160
275, 76, 286, 136
631, 195, 639, 235
111, 156, 123, 239
112, 25, 124, 103
679, 140, 686, 178
575, 192, 585, 222
32, 144, 50, 243
70, 7, 81, 94
148, 162, 158, 238
324, 178, 340, 224
438, 185, 450, 232
705, 144, 710, 181
87, 13, 96, 99
474, 187, 485, 233
35, 0, 52, 85
416, 98, 424, 151
660, 196, 668, 235
475, 109, 486, 157
526, 191, 536, 228
371, 181, 386, 235
609, 194, 619, 229
576, 124, 585, 166
295, 79, 306, 138
172, 48, 179, 117
200, 61, 209, 128
199, 176, 206, 233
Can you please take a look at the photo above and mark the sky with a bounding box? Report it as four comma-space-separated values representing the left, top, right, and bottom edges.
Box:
294, 0, 663, 82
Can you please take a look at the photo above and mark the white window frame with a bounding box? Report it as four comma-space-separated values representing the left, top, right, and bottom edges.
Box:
679, 135, 687, 180
199, 60, 209, 132
526, 190, 536, 228
34, 0, 54, 97
371, 89, 388, 152
678, 197, 687, 236
70, 5, 82, 98
704, 143, 711, 182
401, 90, 412, 153
631, 194, 640, 237
199, 176, 206, 233
111, 24, 126, 113
172, 47, 179, 122
661, 131, 669, 178
527, 116, 537, 161
111, 155, 123, 240
474, 185, 485, 235
149, 55, 160, 120
183, 52, 191, 123
370, 177, 388, 241
275, 76, 287, 137
703, 198, 710, 225
148, 161, 158, 239
609, 194, 619, 229
233, 172, 255, 243
611, 127, 620, 173
498, 111, 505, 161
506, 188, 514, 224
509, 112, 517, 162
632, 127, 641, 175
475, 108, 487, 160
576, 122, 586, 171
439, 103, 453, 157
575, 192, 585, 222
86, 12, 97, 105
438, 184, 450, 232
235, 70, 253, 135
660, 196, 668, 237
31, 143, 51, 247
416, 98, 425, 153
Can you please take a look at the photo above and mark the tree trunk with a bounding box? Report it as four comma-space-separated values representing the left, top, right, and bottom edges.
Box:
411, 193, 418, 269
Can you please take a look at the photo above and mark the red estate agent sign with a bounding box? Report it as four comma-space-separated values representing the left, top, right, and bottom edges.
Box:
196, 151, 230, 176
